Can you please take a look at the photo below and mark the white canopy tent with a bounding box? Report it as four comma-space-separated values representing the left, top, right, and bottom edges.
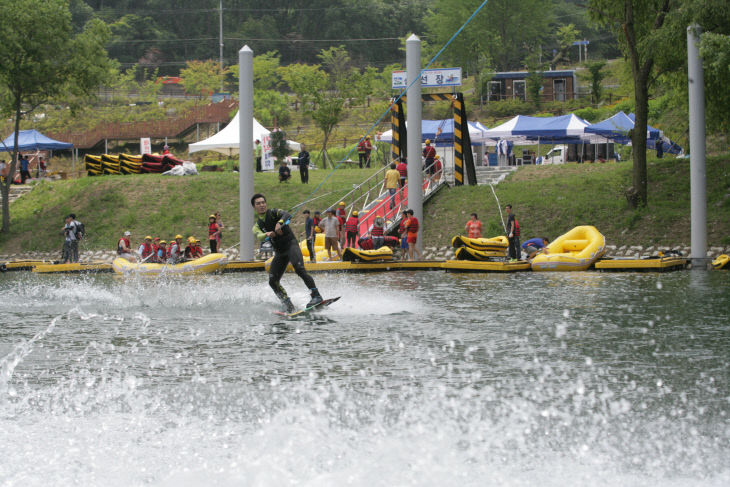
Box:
188, 111, 301, 157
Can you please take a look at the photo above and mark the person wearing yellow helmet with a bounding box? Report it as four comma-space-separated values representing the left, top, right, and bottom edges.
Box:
423, 138, 436, 176
156, 240, 168, 262
184, 237, 196, 259
208, 214, 221, 253
138, 235, 155, 262
167, 235, 184, 264
345, 210, 359, 248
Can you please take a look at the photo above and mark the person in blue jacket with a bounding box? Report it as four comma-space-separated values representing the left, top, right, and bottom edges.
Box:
522, 237, 549, 260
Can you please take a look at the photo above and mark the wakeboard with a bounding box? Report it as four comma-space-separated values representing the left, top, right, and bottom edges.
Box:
272, 296, 341, 318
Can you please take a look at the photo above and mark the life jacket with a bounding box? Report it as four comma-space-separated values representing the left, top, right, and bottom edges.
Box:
256, 208, 296, 252
357, 140, 367, 153
466, 220, 481, 239
407, 217, 419, 234
345, 216, 359, 233
157, 247, 167, 260
139, 242, 153, 259
423, 145, 436, 160
193, 245, 203, 258
117, 237, 131, 254
208, 222, 218, 238
515, 219, 520, 237
397, 163, 408, 178
336, 208, 346, 220
371, 225, 384, 237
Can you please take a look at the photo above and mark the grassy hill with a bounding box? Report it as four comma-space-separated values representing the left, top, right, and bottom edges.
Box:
1, 156, 729, 256
423, 155, 730, 249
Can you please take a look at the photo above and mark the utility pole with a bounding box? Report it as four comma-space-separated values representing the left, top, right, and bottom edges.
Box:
219, 0, 224, 91
239, 46, 254, 261
406, 34, 423, 257
687, 25, 707, 269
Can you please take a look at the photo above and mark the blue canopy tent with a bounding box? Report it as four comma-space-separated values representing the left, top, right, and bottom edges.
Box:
379, 119, 486, 147
585, 111, 661, 144
1, 129, 73, 152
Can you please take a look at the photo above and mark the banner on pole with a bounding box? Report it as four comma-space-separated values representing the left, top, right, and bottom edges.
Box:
140, 137, 151, 155
392, 68, 462, 89
261, 134, 275, 170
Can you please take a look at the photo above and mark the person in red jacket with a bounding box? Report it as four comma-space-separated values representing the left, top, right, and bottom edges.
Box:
344, 211, 359, 248
117, 230, 136, 261
138, 236, 155, 262
422, 139, 436, 175
396, 158, 408, 188
208, 214, 221, 253
405, 209, 421, 261
465, 213, 482, 239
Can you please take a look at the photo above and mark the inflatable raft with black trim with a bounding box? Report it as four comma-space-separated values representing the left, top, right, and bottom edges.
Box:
454, 246, 508, 261
712, 254, 729, 270
451, 235, 509, 253
342, 246, 394, 262
112, 253, 227, 276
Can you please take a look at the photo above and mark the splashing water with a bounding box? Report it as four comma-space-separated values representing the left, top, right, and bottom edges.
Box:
0, 271, 728, 486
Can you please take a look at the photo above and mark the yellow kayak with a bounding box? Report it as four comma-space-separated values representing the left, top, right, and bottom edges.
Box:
342, 246, 394, 262
112, 253, 227, 276
531, 226, 606, 271
712, 254, 729, 270
451, 235, 509, 252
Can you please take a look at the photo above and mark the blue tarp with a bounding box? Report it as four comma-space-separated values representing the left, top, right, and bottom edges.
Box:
585, 111, 660, 144
0, 129, 73, 152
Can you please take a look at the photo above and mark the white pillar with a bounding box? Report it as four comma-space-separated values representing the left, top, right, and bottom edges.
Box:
239, 45, 255, 261
406, 34, 423, 256
687, 24, 707, 269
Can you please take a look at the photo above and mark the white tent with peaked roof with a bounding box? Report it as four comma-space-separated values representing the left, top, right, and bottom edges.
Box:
188, 111, 301, 157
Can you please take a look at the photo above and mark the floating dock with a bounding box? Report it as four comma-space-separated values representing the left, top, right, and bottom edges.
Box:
32, 262, 113, 274
442, 260, 531, 273
594, 256, 687, 272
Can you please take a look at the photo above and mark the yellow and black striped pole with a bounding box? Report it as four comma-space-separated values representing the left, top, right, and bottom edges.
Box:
453, 93, 477, 186
390, 99, 407, 163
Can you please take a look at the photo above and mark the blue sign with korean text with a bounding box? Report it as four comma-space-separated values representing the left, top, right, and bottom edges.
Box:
392, 68, 462, 89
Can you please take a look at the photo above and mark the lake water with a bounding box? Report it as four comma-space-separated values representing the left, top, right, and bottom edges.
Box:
1, 270, 728, 486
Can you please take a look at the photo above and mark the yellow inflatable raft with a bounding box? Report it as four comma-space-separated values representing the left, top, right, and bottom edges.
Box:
712, 254, 729, 270
452, 235, 509, 252
112, 253, 227, 276
300, 234, 326, 257
1, 259, 56, 272
342, 246, 394, 262
531, 226, 606, 271
455, 246, 507, 261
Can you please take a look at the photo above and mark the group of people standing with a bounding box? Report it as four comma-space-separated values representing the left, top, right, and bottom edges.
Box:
1, 155, 48, 184
464, 205, 549, 261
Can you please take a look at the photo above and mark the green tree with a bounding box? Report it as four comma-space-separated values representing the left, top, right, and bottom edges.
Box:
0, 0, 113, 233
180, 60, 225, 98
551, 24, 581, 66
253, 90, 291, 127
585, 61, 607, 104
429, 0, 552, 72
589, 0, 675, 207
269, 129, 289, 165
700, 32, 730, 132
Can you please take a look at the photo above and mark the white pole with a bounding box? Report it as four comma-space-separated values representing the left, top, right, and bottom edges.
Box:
239, 45, 255, 261
219, 0, 224, 91
406, 34, 423, 257
687, 24, 707, 269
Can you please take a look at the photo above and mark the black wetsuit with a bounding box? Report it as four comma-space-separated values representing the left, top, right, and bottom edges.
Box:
256, 208, 316, 301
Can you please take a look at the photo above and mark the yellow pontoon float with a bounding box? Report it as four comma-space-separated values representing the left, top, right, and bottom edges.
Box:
531, 226, 606, 271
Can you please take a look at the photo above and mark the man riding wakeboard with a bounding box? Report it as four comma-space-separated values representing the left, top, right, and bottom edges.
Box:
251, 193, 323, 313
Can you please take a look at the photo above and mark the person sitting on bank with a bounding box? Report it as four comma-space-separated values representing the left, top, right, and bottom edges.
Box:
278, 160, 291, 183
117, 231, 137, 261
522, 237, 550, 260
